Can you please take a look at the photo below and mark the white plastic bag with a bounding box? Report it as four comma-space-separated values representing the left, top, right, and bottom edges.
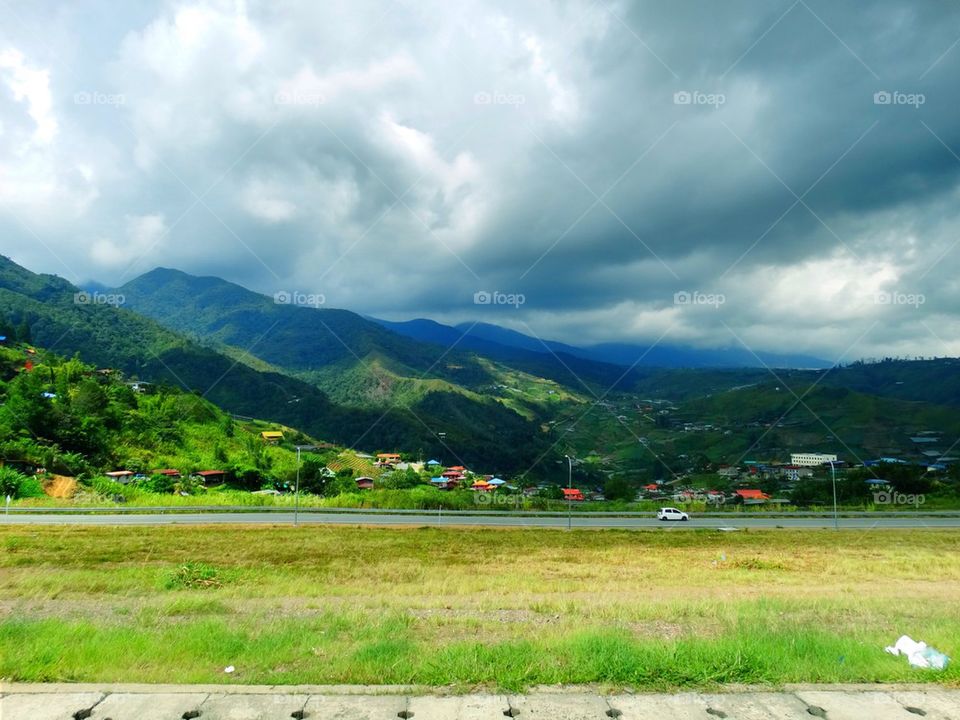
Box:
884, 635, 950, 670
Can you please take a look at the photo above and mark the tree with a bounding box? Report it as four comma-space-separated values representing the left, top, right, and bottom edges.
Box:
15, 319, 32, 344
297, 455, 331, 494
604, 476, 634, 501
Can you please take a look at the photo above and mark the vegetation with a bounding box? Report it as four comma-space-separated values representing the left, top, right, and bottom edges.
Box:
1, 525, 957, 688
5, 254, 960, 502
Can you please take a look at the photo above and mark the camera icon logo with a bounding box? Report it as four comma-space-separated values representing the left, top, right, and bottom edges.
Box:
474, 290, 492, 305
874, 91, 892, 105
474, 91, 492, 105
673, 291, 691, 305
274, 291, 292, 305
673, 91, 692, 105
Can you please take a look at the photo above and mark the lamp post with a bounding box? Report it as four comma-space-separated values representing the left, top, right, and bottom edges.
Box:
564, 454, 573, 531
829, 460, 838, 530
294, 445, 317, 527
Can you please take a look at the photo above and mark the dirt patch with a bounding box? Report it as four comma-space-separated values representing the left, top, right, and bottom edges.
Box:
408, 607, 563, 625
43, 474, 78, 498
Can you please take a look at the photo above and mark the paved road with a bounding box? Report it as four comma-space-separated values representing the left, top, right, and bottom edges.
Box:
2, 511, 958, 529
2, 685, 958, 720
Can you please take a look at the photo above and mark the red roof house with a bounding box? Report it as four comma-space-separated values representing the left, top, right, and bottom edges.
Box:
562, 488, 584, 501
735, 489, 770, 501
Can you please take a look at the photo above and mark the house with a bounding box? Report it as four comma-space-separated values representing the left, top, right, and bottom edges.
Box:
562, 487, 584, 501
487, 477, 506, 487
376, 453, 402, 466
448, 465, 466, 473
355, 476, 375, 490
151, 469, 181, 478
431, 477, 457, 490
735, 489, 770, 502
104, 470, 134, 484
470, 480, 493, 491
790, 452, 838, 467
426, 459, 441, 466
260, 431, 284, 444
642, 483, 659, 492
522, 486, 539, 497
441, 470, 463, 479
717, 466, 740, 478
193, 470, 226, 484
780, 465, 812, 482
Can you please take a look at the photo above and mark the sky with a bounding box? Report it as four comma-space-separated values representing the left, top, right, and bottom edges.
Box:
1, 0, 959, 362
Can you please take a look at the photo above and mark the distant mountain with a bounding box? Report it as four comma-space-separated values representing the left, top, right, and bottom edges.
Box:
114, 268, 609, 471
374, 318, 832, 370
0, 256, 537, 470
574, 342, 832, 370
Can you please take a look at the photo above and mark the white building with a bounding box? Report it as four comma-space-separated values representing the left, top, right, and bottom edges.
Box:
790, 452, 838, 467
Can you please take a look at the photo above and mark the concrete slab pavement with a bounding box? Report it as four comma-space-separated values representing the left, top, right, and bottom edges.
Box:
0, 691, 104, 720
794, 689, 955, 720
90, 692, 209, 720
1, 685, 957, 720
406, 694, 508, 720
301, 693, 407, 720
507, 692, 611, 720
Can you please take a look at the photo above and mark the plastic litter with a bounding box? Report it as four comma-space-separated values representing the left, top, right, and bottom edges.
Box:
224, 665, 235, 673
884, 635, 950, 670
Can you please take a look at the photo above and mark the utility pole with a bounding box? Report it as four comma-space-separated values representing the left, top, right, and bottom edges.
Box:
294, 445, 318, 527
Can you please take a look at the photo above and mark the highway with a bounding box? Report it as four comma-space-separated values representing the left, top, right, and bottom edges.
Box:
2, 511, 958, 529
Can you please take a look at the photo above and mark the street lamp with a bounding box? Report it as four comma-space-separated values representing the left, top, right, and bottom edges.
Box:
294, 445, 318, 527
564, 454, 573, 531
828, 460, 838, 530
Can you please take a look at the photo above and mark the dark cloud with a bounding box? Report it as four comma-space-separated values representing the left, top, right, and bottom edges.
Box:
1, 0, 960, 360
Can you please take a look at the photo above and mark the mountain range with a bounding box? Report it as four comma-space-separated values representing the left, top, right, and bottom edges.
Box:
372, 319, 832, 370
4, 254, 959, 478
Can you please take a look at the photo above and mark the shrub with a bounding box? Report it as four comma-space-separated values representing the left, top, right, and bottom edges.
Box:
0, 467, 44, 499
163, 562, 224, 590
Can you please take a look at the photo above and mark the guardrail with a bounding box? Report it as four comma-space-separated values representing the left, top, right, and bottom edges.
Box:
4, 506, 960, 518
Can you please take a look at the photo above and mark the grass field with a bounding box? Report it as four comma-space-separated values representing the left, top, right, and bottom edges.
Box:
1, 525, 958, 690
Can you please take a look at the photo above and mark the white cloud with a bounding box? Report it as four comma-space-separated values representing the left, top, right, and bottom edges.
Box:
0, 48, 57, 145
91, 213, 167, 269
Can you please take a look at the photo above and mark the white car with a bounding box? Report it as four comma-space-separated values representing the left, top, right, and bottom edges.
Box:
657, 507, 689, 522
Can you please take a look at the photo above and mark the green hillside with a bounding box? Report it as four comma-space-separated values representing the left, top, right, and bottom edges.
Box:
0, 341, 317, 490
0, 257, 560, 474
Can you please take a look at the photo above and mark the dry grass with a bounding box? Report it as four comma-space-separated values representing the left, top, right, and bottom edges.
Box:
1, 525, 958, 688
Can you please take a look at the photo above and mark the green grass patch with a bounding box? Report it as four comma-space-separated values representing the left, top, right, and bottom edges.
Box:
1, 525, 958, 689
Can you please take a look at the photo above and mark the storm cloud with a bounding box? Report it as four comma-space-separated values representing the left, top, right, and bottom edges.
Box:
2, 0, 960, 360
